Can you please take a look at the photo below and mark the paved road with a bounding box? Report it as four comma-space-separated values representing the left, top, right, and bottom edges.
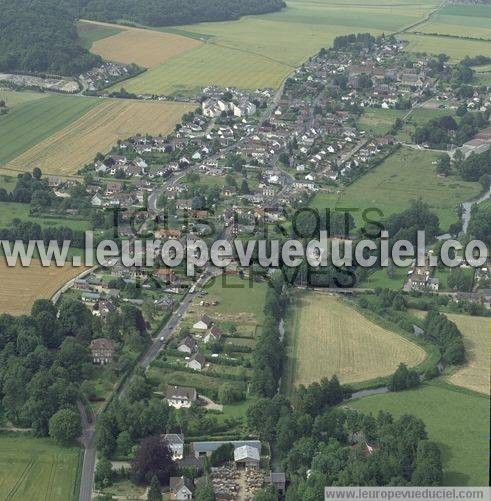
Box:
78, 401, 96, 501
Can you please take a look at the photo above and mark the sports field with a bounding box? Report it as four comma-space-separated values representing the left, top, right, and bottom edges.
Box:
113, 0, 437, 94
310, 148, 482, 231
352, 381, 490, 486
5, 99, 193, 175
0, 95, 99, 166
0, 260, 87, 316
283, 293, 426, 389
446, 314, 490, 395
79, 20, 201, 68
0, 434, 82, 500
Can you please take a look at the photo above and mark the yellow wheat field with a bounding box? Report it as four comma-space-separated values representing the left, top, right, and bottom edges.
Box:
286, 293, 426, 388
7, 99, 194, 175
0, 259, 87, 316
82, 20, 202, 68
446, 314, 490, 395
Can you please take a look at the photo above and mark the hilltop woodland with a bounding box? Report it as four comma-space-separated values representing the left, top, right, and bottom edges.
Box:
0, 298, 147, 438
0, 0, 285, 75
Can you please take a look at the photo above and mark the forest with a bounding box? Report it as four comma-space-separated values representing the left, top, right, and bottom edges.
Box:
0, 0, 285, 75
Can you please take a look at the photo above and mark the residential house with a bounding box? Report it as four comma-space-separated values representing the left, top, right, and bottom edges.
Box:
163, 434, 185, 460
191, 440, 261, 459
90, 338, 115, 365
186, 353, 206, 371
204, 326, 221, 344
178, 336, 197, 354
165, 385, 197, 409
169, 476, 194, 500
193, 315, 213, 331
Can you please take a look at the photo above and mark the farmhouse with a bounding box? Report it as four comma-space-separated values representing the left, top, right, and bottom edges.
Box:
193, 315, 213, 331
177, 336, 197, 354
169, 476, 194, 500
165, 385, 197, 409
90, 338, 115, 365
163, 433, 185, 460
186, 353, 206, 371
191, 440, 262, 459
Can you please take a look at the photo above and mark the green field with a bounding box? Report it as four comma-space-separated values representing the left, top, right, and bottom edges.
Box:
0, 90, 49, 109
0, 95, 100, 166
310, 147, 481, 231
351, 381, 490, 486
402, 33, 491, 61
359, 265, 410, 290
358, 108, 405, 136
76, 20, 123, 49
0, 202, 90, 230
410, 4, 491, 41
0, 433, 82, 500
119, 0, 436, 94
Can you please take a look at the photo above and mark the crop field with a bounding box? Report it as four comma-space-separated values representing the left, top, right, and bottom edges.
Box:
446, 314, 490, 395
0, 95, 99, 167
310, 148, 481, 231
0, 260, 87, 316
80, 20, 201, 68
116, 0, 436, 94
402, 33, 491, 61
6, 99, 193, 176
283, 293, 426, 390
352, 381, 490, 486
0, 89, 49, 109
0, 434, 82, 500
410, 4, 491, 41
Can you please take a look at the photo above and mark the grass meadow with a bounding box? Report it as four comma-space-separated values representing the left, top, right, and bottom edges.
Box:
283, 292, 426, 390
310, 148, 481, 232
351, 380, 490, 486
0, 433, 82, 500
76, 20, 123, 49
0, 89, 49, 109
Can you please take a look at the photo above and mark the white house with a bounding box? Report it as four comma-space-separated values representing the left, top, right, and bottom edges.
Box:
203, 326, 221, 344
186, 353, 206, 371
169, 477, 194, 500
165, 385, 197, 409
177, 336, 197, 354
193, 315, 213, 331
163, 434, 185, 460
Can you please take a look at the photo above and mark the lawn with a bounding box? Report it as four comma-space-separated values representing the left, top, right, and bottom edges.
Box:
113, 0, 436, 94
310, 147, 481, 231
6, 99, 193, 176
357, 108, 405, 136
0, 202, 90, 231
0, 95, 99, 167
0, 259, 88, 316
80, 19, 201, 68
0, 433, 82, 500
283, 292, 426, 390
351, 380, 490, 486
445, 314, 490, 396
